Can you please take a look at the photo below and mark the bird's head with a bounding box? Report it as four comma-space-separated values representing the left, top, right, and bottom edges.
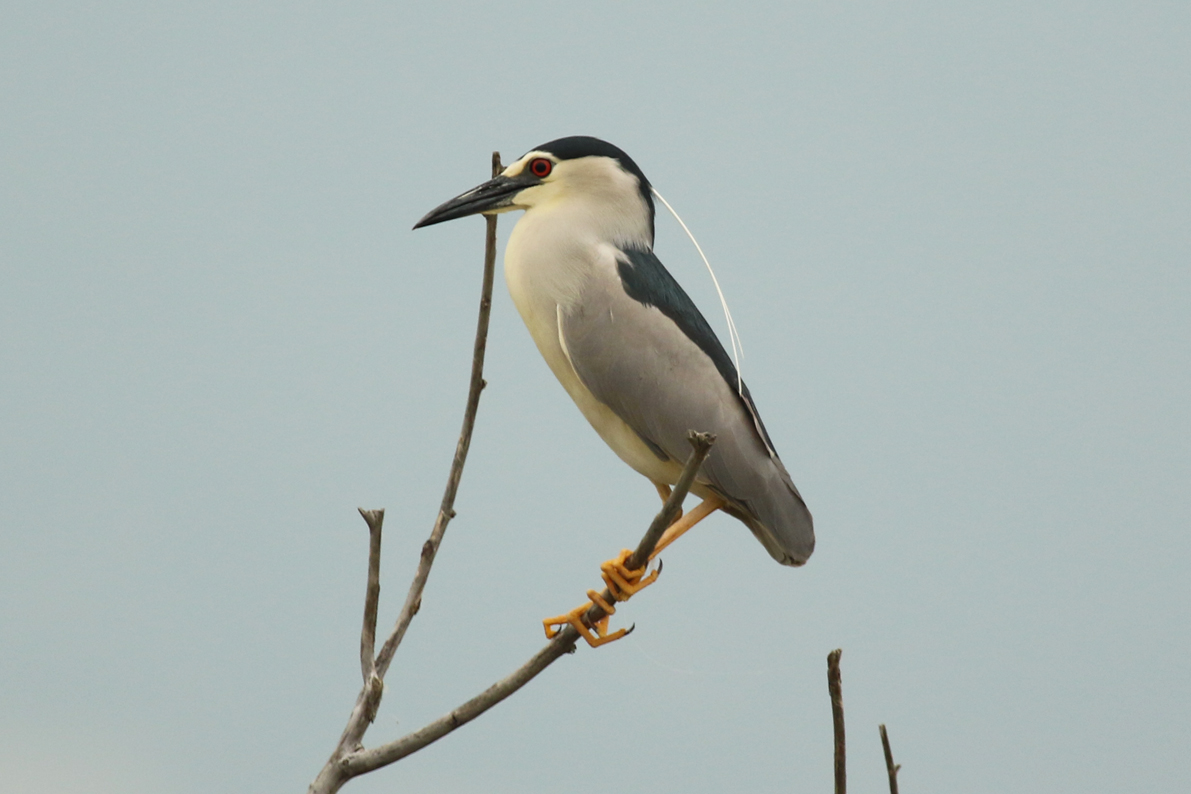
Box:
414, 136, 656, 245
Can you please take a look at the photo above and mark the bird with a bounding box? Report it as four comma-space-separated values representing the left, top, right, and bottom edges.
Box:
414, 136, 813, 645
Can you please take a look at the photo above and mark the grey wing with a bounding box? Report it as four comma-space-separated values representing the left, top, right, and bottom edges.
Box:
559, 260, 814, 566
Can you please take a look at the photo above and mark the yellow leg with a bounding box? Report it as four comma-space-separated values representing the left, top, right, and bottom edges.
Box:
601, 548, 660, 599
542, 494, 724, 649
542, 548, 657, 647
542, 593, 628, 647
649, 495, 725, 560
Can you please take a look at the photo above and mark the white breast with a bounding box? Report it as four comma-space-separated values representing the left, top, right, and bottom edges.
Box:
503, 204, 683, 485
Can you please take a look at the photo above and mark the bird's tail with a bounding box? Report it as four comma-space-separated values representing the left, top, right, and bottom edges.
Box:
723, 457, 815, 566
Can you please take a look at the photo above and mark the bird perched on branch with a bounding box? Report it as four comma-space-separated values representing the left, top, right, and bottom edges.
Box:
415, 136, 813, 644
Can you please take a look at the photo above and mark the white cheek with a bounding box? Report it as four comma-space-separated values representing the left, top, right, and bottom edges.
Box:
513, 180, 564, 209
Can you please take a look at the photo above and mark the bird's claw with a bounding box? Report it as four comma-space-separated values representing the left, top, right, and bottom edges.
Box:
542, 599, 628, 647
600, 548, 659, 600
542, 550, 660, 648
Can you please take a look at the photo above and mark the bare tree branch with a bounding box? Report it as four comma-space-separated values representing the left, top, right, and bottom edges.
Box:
828, 648, 845, 794
343, 629, 576, 775
338, 433, 715, 779
308, 152, 503, 794
358, 508, 383, 684
374, 151, 503, 679
879, 724, 901, 794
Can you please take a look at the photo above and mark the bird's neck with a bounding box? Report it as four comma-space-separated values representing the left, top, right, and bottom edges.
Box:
505, 196, 651, 308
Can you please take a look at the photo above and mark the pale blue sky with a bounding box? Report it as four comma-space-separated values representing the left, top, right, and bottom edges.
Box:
2, 3, 1188, 792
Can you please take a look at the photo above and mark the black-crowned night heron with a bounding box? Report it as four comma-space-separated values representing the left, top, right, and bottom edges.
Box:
415, 136, 813, 645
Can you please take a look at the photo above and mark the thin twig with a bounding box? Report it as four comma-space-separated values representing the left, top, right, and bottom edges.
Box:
879, 724, 901, 794
308, 152, 503, 794
358, 508, 384, 684
828, 648, 845, 794
373, 150, 502, 680
338, 434, 714, 779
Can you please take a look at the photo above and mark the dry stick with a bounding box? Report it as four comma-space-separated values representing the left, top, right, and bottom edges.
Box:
339, 432, 716, 779
828, 648, 845, 794
879, 724, 901, 794
374, 151, 503, 680
307, 152, 503, 794
358, 509, 384, 684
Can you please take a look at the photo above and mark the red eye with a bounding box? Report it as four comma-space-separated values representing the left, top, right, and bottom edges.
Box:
529, 157, 553, 178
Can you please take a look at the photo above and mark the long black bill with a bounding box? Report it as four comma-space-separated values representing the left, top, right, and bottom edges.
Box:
413, 172, 536, 229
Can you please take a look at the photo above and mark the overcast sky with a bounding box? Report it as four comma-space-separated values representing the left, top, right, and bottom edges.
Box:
2, 3, 1188, 793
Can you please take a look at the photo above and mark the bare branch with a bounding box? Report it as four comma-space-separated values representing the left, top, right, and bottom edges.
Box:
358, 508, 384, 684
879, 724, 901, 794
307, 152, 503, 794
339, 433, 715, 780
828, 648, 845, 794
373, 150, 503, 680
343, 631, 577, 775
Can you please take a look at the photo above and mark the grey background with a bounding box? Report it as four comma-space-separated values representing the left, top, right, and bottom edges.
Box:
2, 2, 1188, 792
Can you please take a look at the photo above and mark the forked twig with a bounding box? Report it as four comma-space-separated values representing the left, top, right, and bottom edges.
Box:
338, 433, 714, 780
308, 152, 502, 794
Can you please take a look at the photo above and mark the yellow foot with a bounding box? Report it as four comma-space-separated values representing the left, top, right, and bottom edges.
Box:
600, 548, 659, 600
543, 547, 662, 648
542, 593, 628, 648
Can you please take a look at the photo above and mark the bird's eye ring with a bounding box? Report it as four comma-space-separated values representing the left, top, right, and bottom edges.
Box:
529, 158, 553, 178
